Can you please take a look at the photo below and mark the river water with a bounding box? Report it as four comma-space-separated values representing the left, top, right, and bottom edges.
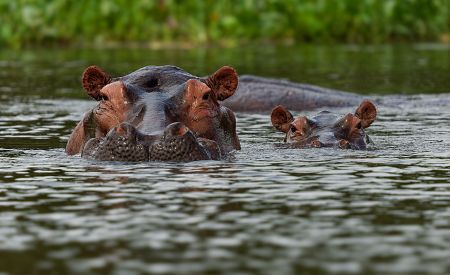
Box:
0, 45, 449, 274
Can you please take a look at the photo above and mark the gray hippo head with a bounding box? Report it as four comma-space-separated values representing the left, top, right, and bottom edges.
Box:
66, 65, 240, 161
271, 100, 377, 149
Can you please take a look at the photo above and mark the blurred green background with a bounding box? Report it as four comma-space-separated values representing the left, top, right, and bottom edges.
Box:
1, 0, 448, 48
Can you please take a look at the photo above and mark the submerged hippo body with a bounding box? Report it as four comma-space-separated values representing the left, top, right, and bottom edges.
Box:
271, 100, 377, 149
66, 65, 240, 162
225, 75, 363, 112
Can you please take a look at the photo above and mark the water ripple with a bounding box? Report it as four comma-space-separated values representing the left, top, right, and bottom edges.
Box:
1, 68, 450, 274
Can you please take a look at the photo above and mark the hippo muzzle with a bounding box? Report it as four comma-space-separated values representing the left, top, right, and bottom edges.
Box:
82, 122, 220, 162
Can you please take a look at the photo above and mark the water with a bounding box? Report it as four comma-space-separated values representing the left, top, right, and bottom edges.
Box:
0, 45, 449, 274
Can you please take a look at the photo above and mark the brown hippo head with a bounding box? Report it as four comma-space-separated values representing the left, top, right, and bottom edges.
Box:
66, 65, 240, 161
271, 100, 377, 149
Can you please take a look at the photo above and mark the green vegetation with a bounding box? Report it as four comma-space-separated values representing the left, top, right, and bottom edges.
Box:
1, 0, 448, 47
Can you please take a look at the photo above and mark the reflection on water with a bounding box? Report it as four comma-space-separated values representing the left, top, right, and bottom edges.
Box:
0, 44, 449, 97
0, 45, 449, 274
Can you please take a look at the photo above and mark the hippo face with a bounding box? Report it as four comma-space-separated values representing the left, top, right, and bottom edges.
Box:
271, 100, 377, 149
66, 65, 240, 158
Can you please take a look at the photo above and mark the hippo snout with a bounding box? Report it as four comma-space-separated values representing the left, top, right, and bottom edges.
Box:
82, 122, 149, 162
81, 122, 220, 162
148, 122, 219, 162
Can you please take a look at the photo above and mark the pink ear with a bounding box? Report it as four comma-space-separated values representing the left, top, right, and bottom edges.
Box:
82, 66, 112, 100
206, 66, 238, 101
355, 100, 377, 128
271, 105, 294, 133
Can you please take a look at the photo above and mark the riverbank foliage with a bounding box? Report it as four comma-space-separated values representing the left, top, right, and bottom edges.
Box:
1, 0, 448, 47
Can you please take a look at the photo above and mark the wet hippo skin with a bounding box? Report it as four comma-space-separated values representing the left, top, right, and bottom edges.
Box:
66, 64, 376, 161
82, 122, 220, 162
224, 75, 363, 112
66, 65, 240, 161
271, 100, 377, 150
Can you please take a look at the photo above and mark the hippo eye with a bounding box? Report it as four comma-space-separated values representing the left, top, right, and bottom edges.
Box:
356, 122, 362, 129
202, 92, 211, 100
101, 95, 109, 101
146, 77, 159, 88
290, 125, 297, 133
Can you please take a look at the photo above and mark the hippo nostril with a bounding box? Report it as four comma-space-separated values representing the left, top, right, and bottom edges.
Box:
164, 122, 190, 138
176, 125, 189, 136
116, 125, 128, 135
202, 92, 210, 101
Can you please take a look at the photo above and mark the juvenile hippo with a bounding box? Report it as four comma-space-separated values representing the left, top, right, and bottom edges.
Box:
66, 65, 240, 161
271, 100, 377, 149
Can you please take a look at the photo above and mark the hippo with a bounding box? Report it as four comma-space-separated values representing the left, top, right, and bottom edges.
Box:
224, 75, 363, 112
270, 100, 377, 149
66, 65, 240, 161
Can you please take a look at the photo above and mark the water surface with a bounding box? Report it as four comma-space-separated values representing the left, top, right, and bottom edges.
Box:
0, 45, 449, 274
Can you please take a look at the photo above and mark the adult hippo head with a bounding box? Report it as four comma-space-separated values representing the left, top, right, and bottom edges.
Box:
66, 65, 240, 161
271, 100, 377, 149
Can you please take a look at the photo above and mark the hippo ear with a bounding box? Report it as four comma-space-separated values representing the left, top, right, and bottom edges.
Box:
206, 66, 238, 101
355, 100, 377, 128
82, 66, 112, 101
271, 105, 294, 133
